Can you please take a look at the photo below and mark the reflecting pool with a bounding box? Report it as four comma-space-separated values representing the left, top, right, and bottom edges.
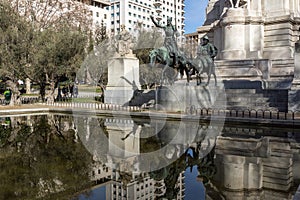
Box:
0, 114, 299, 200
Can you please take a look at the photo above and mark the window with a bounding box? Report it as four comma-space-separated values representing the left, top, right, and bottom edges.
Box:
104, 14, 107, 19
96, 12, 99, 17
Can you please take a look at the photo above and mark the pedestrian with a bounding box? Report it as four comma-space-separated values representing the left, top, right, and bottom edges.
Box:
3, 88, 11, 105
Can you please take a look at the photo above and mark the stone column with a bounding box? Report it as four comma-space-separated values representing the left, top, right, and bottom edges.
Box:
220, 8, 246, 59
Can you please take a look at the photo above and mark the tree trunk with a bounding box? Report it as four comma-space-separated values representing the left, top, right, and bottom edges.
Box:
25, 78, 31, 94
46, 80, 56, 104
39, 82, 46, 102
6, 80, 21, 106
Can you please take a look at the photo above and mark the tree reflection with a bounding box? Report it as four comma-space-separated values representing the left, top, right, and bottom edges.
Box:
0, 115, 94, 200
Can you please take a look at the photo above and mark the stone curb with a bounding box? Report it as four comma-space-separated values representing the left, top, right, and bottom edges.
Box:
0, 106, 300, 128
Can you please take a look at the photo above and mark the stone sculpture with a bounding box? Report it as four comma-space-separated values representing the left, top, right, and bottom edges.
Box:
115, 24, 134, 56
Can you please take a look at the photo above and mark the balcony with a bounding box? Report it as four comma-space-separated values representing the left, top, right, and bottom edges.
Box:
153, 0, 162, 7
155, 15, 162, 21
156, 7, 162, 13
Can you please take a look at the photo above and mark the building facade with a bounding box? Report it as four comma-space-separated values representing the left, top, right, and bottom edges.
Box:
11, 0, 110, 32
107, 0, 185, 35
88, 0, 111, 31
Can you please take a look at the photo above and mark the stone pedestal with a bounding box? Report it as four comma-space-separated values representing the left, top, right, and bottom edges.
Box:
104, 55, 140, 105
156, 84, 226, 112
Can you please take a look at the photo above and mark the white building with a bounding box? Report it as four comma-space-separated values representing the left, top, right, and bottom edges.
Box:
87, 0, 111, 31
107, 0, 185, 35
11, 0, 110, 33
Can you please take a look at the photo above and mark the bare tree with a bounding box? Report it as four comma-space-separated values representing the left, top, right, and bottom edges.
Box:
9, 0, 92, 31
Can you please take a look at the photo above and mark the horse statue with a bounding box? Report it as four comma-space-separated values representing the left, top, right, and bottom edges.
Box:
187, 56, 217, 86
149, 47, 190, 85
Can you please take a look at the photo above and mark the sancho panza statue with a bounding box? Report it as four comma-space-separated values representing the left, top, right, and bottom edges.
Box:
197, 36, 217, 65
150, 15, 179, 65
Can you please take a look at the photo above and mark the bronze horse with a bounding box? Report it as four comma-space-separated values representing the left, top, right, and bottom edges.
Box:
149, 47, 191, 85
149, 47, 217, 86
187, 56, 217, 86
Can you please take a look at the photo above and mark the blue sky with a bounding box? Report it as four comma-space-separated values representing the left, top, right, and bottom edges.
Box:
184, 0, 208, 34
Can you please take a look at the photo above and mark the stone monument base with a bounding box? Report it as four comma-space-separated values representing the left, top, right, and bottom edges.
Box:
156, 84, 226, 112
104, 55, 140, 105
104, 87, 134, 105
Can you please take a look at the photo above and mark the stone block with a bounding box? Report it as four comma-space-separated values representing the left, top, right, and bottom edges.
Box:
104, 88, 134, 105
264, 23, 293, 31
270, 67, 294, 77
105, 56, 140, 105
263, 176, 293, 185
264, 40, 293, 47
156, 84, 226, 111
263, 171, 292, 180
264, 29, 293, 36
263, 166, 292, 174
263, 159, 292, 168
269, 142, 291, 150
106, 57, 140, 87
263, 47, 294, 59
263, 181, 292, 191
221, 49, 246, 60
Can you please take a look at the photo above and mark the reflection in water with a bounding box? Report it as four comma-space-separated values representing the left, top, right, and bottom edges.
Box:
0, 114, 299, 199
0, 115, 93, 200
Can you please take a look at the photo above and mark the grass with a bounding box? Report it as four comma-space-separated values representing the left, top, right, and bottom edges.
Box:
77, 85, 102, 93
60, 97, 99, 103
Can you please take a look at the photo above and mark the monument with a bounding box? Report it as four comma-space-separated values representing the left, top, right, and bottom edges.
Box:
104, 25, 141, 105
185, 0, 300, 111
289, 29, 300, 110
